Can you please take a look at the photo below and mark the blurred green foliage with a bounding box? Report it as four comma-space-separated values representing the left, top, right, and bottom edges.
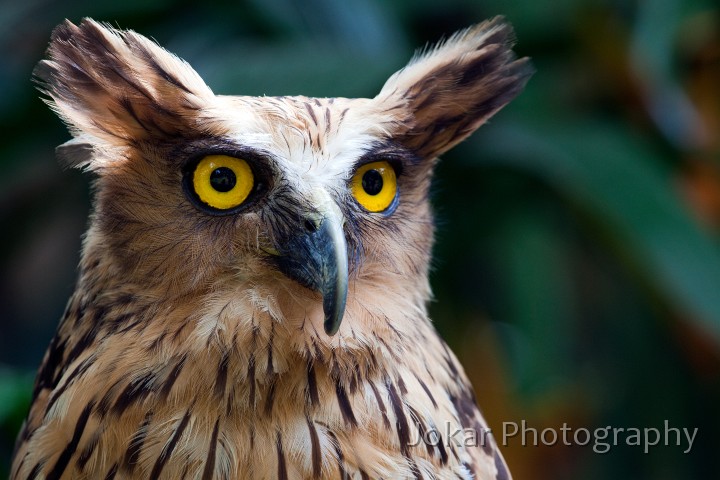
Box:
1, 0, 719, 478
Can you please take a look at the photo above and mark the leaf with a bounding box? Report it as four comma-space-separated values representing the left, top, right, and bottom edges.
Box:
469, 119, 720, 341
0, 368, 33, 425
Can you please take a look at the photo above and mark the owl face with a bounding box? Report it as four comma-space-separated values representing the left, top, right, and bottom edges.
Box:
38, 18, 531, 338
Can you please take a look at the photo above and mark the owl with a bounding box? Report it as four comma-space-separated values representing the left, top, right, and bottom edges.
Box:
11, 17, 531, 480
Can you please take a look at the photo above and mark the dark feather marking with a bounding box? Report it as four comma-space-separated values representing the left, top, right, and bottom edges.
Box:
412, 89, 440, 115
77, 32, 186, 127
33, 334, 66, 398
113, 293, 137, 306
248, 354, 256, 407
46, 401, 94, 480
348, 364, 359, 395
131, 38, 194, 94
266, 322, 275, 375
360, 470, 370, 480
307, 361, 319, 406
311, 337, 326, 364
386, 380, 410, 454
369, 381, 391, 429
326, 430, 349, 480
338, 107, 349, 126
44, 354, 95, 416
420, 361, 436, 385
304, 102, 318, 125
113, 314, 144, 335
335, 381, 358, 427
367, 350, 379, 370
120, 97, 151, 133
79, 22, 153, 100
463, 461, 476, 477
27, 462, 43, 480
76, 430, 100, 471
89, 119, 126, 141
307, 418, 322, 479
62, 329, 96, 376
376, 336, 401, 362
215, 352, 230, 400
494, 450, 510, 480
149, 409, 191, 478
398, 376, 408, 395
140, 111, 182, 138
225, 384, 235, 417
442, 345, 460, 377
122, 411, 153, 473
437, 432, 449, 465
264, 376, 277, 415
457, 48, 504, 87
201, 419, 220, 480
449, 384, 488, 460
407, 456, 423, 480
171, 319, 191, 342
414, 373, 438, 409
407, 404, 433, 457
148, 330, 168, 351
97, 378, 124, 415
276, 432, 288, 480
112, 372, 155, 415
104, 463, 118, 480
159, 355, 186, 399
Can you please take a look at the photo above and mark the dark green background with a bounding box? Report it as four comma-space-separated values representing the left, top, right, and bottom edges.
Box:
2, 0, 719, 478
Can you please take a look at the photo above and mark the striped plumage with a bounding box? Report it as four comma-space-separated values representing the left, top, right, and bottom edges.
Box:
11, 17, 531, 479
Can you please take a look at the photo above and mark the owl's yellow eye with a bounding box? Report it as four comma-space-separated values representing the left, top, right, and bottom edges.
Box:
192, 155, 254, 210
351, 161, 398, 212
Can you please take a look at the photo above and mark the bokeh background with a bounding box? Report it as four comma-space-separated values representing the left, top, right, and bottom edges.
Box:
1, 0, 719, 478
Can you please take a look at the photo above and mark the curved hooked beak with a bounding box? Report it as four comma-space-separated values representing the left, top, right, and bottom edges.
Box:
272, 192, 348, 336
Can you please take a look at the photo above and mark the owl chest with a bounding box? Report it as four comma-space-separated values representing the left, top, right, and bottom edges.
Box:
70, 359, 369, 478
20, 310, 476, 479
14, 352, 479, 480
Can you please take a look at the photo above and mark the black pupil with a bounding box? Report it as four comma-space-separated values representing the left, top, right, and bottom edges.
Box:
210, 167, 236, 192
362, 169, 384, 195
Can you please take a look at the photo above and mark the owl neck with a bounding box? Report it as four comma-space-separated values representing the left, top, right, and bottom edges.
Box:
68, 242, 437, 388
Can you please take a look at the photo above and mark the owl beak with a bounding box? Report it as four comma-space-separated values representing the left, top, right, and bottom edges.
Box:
316, 211, 348, 336
273, 197, 348, 336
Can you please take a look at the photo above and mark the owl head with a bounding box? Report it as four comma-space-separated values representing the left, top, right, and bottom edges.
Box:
36, 18, 531, 341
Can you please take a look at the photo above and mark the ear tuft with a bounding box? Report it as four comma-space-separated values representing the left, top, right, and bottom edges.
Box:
35, 18, 214, 163
377, 16, 533, 160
